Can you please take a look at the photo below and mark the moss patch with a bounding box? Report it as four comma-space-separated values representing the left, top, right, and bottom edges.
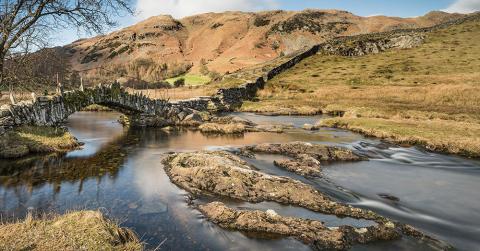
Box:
0, 126, 80, 159
82, 104, 115, 112
0, 210, 142, 251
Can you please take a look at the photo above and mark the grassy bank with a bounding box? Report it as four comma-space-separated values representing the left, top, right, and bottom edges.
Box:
0, 210, 142, 251
237, 16, 480, 156
0, 126, 80, 158
320, 118, 480, 157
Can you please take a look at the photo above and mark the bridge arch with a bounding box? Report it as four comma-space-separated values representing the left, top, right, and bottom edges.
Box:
1, 83, 209, 127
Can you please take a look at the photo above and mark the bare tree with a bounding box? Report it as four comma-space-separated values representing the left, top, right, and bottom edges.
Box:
0, 0, 133, 89
4, 47, 70, 90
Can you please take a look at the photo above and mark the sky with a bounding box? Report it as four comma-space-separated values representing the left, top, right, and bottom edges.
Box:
56, 0, 480, 45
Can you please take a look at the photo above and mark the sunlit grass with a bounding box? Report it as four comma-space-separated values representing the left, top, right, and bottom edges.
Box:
0, 210, 142, 251
319, 117, 480, 157
166, 74, 211, 86
239, 18, 480, 156
0, 126, 80, 158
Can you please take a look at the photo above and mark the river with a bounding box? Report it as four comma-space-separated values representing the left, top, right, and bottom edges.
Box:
0, 111, 479, 250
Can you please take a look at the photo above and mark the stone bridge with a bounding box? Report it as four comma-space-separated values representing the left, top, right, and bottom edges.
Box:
0, 83, 201, 129
0, 79, 265, 135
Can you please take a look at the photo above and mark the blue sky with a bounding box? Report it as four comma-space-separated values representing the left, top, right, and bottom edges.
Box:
55, 0, 480, 45
277, 0, 455, 17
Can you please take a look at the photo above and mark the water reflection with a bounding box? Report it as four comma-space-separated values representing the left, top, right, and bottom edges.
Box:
0, 112, 479, 250
66, 111, 126, 157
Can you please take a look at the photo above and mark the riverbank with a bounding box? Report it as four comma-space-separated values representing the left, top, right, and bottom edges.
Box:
319, 117, 480, 158
0, 126, 81, 158
0, 210, 142, 251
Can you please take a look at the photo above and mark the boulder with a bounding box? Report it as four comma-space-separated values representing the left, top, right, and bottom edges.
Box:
302, 123, 318, 131
210, 116, 254, 126
181, 113, 204, 127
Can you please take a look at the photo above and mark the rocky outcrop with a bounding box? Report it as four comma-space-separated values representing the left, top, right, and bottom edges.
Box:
199, 202, 400, 251
318, 33, 424, 56
242, 142, 362, 161
240, 142, 363, 177
163, 151, 381, 221
197, 115, 291, 134
164, 150, 451, 249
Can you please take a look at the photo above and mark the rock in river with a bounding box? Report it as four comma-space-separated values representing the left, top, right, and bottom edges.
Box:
241, 142, 364, 177
199, 122, 247, 134
199, 202, 401, 251
242, 142, 363, 161
163, 151, 380, 220
163, 150, 451, 250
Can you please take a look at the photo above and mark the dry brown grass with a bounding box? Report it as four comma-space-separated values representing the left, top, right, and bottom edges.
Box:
127, 86, 216, 101
0, 210, 142, 251
237, 18, 480, 156
0, 91, 37, 105
241, 19, 480, 117
199, 123, 246, 134
320, 118, 480, 158
244, 82, 480, 120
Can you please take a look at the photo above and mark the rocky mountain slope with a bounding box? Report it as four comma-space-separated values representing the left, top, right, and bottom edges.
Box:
64, 10, 464, 81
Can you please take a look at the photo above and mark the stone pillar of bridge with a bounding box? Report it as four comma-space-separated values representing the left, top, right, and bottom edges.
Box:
56, 81, 64, 96
79, 77, 84, 92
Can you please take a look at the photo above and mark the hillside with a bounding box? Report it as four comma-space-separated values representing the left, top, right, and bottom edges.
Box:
64, 9, 464, 82
239, 13, 480, 157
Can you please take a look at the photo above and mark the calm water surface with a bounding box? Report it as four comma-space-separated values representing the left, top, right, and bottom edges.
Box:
0, 112, 479, 251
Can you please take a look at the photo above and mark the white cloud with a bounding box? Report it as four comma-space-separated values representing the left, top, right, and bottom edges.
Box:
135, 0, 279, 20
443, 0, 480, 13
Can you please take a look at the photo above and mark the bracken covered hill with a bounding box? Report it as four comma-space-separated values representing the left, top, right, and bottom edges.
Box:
64, 9, 464, 81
